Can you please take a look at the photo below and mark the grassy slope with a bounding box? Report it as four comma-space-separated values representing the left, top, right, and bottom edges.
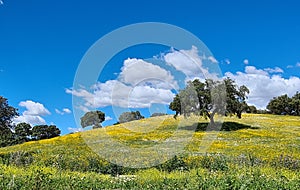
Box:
0, 114, 299, 189
1, 114, 299, 161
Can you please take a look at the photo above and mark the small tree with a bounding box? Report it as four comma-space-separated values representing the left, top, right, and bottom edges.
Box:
150, 113, 167, 117
81, 111, 105, 129
247, 105, 258, 114
119, 111, 144, 123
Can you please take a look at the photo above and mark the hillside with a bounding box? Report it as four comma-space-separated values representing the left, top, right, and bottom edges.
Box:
0, 114, 299, 189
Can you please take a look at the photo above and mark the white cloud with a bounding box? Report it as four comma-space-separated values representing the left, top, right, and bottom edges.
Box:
243, 59, 249, 65
164, 46, 211, 80
208, 56, 219, 63
286, 62, 300, 68
14, 115, 46, 126
67, 58, 178, 110
245, 66, 268, 76
67, 80, 175, 109
119, 58, 178, 89
224, 59, 230, 64
68, 46, 222, 111
14, 100, 51, 125
63, 108, 71, 114
264, 67, 284, 73
19, 100, 50, 116
225, 66, 300, 109
55, 108, 72, 115
68, 127, 83, 133
105, 116, 113, 121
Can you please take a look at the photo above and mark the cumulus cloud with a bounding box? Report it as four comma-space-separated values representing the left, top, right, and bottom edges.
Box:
67, 58, 179, 111
55, 108, 72, 115
14, 100, 51, 125
19, 100, 50, 116
225, 66, 300, 109
119, 58, 178, 89
14, 115, 47, 126
264, 67, 284, 73
67, 47, 221, 112
296, 62, 300, 67
243, 59, 249, 65
105, 116, 113, 121
163, 46, 215, 80
67, 80, 175, 110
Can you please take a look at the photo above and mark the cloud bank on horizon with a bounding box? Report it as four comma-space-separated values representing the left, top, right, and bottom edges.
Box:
67, 46, 300, 113
12, 46, 300, 127
14, 100, 72, 126
225, 65, 300, 109
67, 46, 219, 112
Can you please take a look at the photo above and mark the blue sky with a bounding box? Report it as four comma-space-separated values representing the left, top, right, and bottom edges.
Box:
1, 0, 300, 134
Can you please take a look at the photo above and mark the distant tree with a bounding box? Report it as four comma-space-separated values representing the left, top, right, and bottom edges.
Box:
257, 109, 270, 114
267, 92, 300, 116
246, 105, 258, 114
119, 111, 144, 123
169, 78, 249, 127
14, 122, 32, 143
291, 91, 300, 115
150, 113, 167, 117
81, 111, 105, 129
0, 96, 19, 147
267, 94, 292, 115
31, 125, 61, 140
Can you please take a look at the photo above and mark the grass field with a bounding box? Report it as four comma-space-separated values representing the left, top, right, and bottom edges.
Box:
0, 114, 299, 189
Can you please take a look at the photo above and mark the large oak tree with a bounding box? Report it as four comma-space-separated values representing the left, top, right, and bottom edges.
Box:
169, 78, 249, 127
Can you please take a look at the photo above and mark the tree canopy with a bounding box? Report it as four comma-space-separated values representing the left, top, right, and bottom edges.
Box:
0, 96, 18, 131
0, 96, 61, 147
31, 125, 61, 140
0, 96, 19, 146
267, 92, 300, 115
80, 110, 105, 129
169, 78, 249, 127
14, 122, 32, 143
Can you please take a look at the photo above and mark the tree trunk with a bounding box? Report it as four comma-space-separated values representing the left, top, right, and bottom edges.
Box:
208, 111, 218, 130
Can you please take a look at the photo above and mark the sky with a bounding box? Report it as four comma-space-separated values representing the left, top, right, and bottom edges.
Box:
1, 0, 300, 134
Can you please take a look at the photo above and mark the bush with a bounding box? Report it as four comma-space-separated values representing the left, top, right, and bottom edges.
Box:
118, 111, 144, 123
150, 113, 167, 117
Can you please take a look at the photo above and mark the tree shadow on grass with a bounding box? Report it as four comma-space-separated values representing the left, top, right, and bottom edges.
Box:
182, 122, 259, 132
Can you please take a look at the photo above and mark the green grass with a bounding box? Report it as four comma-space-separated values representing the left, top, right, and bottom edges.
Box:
0, 114, 299, 189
